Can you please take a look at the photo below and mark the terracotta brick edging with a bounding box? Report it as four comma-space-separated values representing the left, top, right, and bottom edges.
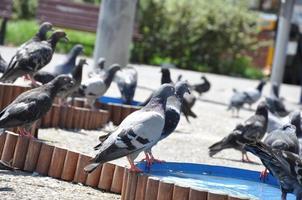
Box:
0, 131, 250, 200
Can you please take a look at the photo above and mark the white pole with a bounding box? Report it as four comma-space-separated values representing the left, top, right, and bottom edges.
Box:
93, 0, 138, 69
270, 0, 295, 95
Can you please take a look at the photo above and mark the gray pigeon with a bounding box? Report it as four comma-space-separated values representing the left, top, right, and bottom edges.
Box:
115, 66, 138, 104
0, 30, 68, 84
0, 75, 74, 137
34, 44, 83, 84
84, 84, 175, 173
0, 53, 7, 73
144, 81, 190, 165
265, 83, 288, 117
228, 80, 266, 116
245, 141, 302, 200
264, 124, 299, 154
209, 102, 268, 162
261, 124, 299, 181
57, 59, 87, 104
79, 64, 121, 108
243, 80, 266, 108
227, 88, 246, 117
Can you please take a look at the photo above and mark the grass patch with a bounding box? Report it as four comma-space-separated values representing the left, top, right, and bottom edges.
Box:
5, 20, 96, 56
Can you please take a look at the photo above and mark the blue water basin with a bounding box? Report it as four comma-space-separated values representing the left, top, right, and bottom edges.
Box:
97, 96, 141, 106
136, 162, 295, 200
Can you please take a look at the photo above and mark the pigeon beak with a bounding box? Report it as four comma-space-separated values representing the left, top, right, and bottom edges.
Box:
63, 36, 69, 42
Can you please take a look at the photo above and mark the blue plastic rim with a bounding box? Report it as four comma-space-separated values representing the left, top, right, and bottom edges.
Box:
97, 96, 141, 106
136, 162, 295, 200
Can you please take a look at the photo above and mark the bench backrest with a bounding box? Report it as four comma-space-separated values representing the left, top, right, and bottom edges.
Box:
37, 0, 99, 32
0, 0, 13, 18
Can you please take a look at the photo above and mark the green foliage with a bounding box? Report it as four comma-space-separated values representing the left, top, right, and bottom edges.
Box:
13, 0, 38, 19
5, 20, 96, 56
131, 0, 262, 79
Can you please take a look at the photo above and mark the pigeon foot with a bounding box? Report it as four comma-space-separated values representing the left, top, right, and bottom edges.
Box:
260, 168, 269, 182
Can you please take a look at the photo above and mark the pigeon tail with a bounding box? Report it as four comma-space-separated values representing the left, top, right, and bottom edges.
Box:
208, 133, 239, 157
84, 162, 101, 173
208, 139, 228, 157
0, 58, 18, 82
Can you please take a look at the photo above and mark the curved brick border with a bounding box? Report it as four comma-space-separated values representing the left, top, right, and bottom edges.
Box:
0, 131, 250, 200
0, 84, 109, 131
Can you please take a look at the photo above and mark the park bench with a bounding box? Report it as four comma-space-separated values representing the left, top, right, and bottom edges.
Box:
36, 0, 141, 39
0, 0, 13, 45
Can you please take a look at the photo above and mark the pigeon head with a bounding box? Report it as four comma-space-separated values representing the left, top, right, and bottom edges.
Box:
256, 80, 266, 92
108, 64, 121, 74
177, 75, 182, 82
70, 44, 84, 57
175, 81, 190, 98
48, 30, 69, 48
37, 22, 53, 40
255, 101, 268, 117
272, 82, 280, 98
50, 75, 75, 92
152, 84, 175, 101
161, 68, 170, 75
78, 58, 88, 67
290, 111, 302, 137
97, 57, 106, 70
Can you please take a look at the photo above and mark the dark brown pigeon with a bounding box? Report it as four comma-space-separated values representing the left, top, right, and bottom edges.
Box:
0, 30, 68, 84
0, 75, 74, 137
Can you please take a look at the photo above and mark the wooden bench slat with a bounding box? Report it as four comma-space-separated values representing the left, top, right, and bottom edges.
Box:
37, 10, 98, 24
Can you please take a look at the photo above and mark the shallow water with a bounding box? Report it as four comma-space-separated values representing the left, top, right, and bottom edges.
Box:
150, 171, 295, 200
137, 162, 296, 200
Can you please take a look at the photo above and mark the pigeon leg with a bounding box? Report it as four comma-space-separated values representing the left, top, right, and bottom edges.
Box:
149, 152, 165, 164
141, 152, 152, 168
260, 168, 269, 181
17, 127, 25, 136
242, 152, 253, 163
23, 128, 34, 139
127, 156, 142, 173
26, 74, 41, 87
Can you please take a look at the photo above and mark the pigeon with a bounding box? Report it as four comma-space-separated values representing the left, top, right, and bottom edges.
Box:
265, 83, 288, 117
79, 64, 121, 108
209, 102, 268, 162
264, 124, 299, 154
144, 81, 190, 165
57, 59, 88, 103
0, 75, 74, 137
0, 53, 7, 73
261, 124, 299, 180
0, 22, 53, 81
34, 44, 83, 84
227, 88, 247, 117
0, 30, 68, 84
245, 141, 302, 200
115, 66, 138, 104
84, 84, 175, 173
182, 92, 197, 122
192, 75, 211, 96
242, 80, 266, 108
161, 68, 173, 84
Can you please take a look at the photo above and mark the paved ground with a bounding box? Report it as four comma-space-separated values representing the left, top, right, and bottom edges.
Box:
0, 45, 301, 199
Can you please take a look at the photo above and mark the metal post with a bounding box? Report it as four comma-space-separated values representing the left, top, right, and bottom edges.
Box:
270, 0, 295, 95
93, 0, 138, 69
